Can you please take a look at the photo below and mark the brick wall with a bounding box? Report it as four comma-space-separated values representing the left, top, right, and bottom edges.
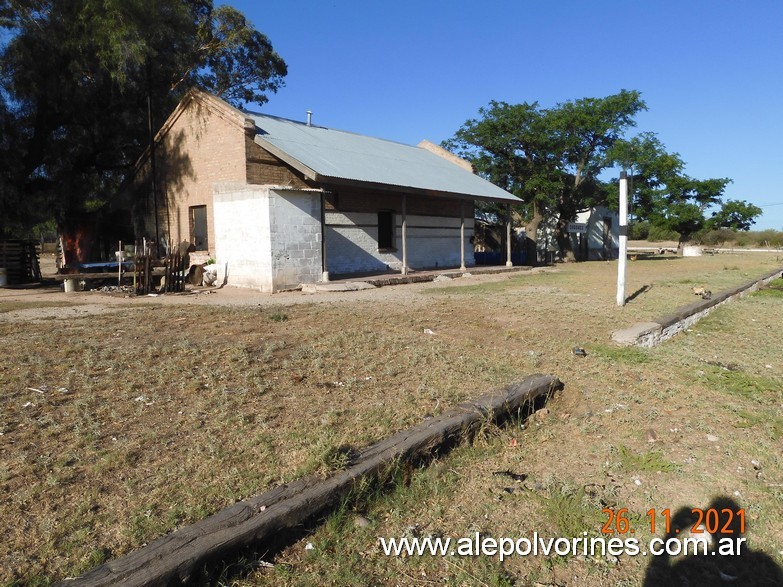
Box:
326, 188, 470, 218
246, 138, 312, 188
134, 98, 248, 256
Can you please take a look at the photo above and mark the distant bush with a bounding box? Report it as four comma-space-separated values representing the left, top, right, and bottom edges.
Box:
627, 224, 783, 247
751, 229, 783, 247
694, 228, 736, 246
647, 225, 680, 242
628, 221, 650, 240
715, 229, 783, 248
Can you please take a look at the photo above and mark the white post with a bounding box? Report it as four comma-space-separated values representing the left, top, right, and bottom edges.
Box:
320, 191, 329, 282
117, 240, 123, 287
401, 194, 408, 275
505, 203, 513, 267
616, 171, 628, 306
459, 200, 466, 271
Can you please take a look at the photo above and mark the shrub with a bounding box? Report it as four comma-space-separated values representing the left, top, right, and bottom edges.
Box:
695, 228, 736, 246
628, 221, 650, 240
647, 225, 680, 242
752, 229, 783, 247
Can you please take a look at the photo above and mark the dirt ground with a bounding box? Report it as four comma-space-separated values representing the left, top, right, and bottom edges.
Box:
0, 260, 554, 322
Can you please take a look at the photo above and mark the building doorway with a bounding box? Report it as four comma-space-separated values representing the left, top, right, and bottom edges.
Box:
190, 205, 208, 251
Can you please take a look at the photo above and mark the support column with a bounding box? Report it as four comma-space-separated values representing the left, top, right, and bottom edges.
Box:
505, 203, 513, 267
401, 194, 408, 275
616, 171, 629, 306
460, 200, 467, 271
320, 191, 329, 282
146, 58, 160, 256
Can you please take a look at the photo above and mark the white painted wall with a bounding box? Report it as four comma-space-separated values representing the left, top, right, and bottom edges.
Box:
213, 184, 322, 291
213, 184, 273, 291
575, 206, 620, 260
324, 212, 474, 276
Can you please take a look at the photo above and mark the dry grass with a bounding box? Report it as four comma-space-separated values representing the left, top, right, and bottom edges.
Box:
238, 259, 783, 587
1, 253, 782, 585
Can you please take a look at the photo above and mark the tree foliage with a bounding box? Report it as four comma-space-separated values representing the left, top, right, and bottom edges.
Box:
0, 0, 286, 236
444, 101, 559, 224
448, 90, 762, 259
608, 131, 763, 247
608, 132, 684, 221
708, 199, 762, 231
651, 176, 732, 247
447, 90, 646, 260
545, 90, 646, 257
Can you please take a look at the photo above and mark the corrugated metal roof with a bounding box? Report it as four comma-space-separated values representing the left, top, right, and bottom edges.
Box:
244, 112, 520, 202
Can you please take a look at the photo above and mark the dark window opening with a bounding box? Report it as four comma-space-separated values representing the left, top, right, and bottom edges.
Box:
190, 205, 208, 251
377, 210, 395, 250
602, 217, 612, 258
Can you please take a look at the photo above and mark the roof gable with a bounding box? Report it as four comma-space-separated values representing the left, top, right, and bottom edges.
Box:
145, 90, 519, 203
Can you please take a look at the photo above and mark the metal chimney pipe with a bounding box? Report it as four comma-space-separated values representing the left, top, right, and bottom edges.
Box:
306, 111, 312, 126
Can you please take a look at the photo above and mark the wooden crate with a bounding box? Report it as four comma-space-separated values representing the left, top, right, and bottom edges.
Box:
0, 240, 41, 285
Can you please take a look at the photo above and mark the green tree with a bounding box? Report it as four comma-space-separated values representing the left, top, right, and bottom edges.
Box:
609, 134, 746, 253
708, 199, 762, 231
444, 100, 561, 263
608, 132, 684, 223
0, 0, 286, 237
652, 176, 732, 252
447, 90, 646, 262
545, 90, 646, 258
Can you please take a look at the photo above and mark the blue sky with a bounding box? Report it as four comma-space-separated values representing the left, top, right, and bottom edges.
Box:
224, 0, 783, 229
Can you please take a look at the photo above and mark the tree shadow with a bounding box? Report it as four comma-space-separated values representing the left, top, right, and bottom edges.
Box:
120, 124, 195, 252
642, 496, 783, 586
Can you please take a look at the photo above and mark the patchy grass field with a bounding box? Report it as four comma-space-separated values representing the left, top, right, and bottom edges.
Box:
1, 253, 782, 585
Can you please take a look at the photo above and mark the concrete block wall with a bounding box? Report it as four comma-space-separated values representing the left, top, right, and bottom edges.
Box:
213, 185, 323, 292
268, 189, 323, 290
405, 218, 475, 269
325, 212, 474, 276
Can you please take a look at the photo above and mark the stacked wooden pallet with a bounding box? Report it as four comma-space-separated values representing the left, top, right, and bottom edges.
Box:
0, 240, 41, 285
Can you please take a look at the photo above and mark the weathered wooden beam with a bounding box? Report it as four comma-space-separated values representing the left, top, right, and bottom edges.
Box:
57, 374, 561, 587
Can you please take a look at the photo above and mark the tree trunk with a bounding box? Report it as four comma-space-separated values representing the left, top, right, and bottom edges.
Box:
524, 200, 544, 266
553, 198, 577, 262
554, 217, 576, 262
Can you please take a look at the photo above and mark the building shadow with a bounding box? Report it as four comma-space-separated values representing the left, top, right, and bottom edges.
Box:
642, 496, 783, 586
